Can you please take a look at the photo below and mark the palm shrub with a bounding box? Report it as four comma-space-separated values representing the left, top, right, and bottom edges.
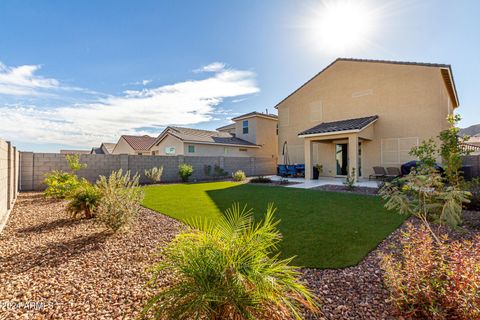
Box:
143, 203, 319, 320
145, 166, 164, 184
232, 170, 246, 181
67, 181, 101, 219
178, 163, 193, 182
96, 170, 144, 232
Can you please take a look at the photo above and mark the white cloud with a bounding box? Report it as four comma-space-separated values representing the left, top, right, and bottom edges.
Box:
194, 62, 226, 73
0, 62, 259, 147
0, 62, 59, 96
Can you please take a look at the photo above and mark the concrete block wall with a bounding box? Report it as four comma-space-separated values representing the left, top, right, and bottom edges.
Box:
19, 153, 277, 191
1, 139, 19, 232
463, 155, 480, 178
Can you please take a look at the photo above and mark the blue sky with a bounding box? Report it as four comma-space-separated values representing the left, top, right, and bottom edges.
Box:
0, 0, 479, 152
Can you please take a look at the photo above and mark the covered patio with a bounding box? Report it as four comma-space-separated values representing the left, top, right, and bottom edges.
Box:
298, 115, 378, 181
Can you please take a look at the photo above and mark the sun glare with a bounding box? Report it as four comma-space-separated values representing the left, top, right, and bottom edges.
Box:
308, 0, 377, 54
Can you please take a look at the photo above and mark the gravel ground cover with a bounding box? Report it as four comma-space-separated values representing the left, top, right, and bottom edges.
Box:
312, 185, 379, 196
0, 192, 182, 319
2, 192, 477, 319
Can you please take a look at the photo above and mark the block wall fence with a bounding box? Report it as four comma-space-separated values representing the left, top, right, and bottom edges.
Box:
0, 139, 19, 232
19, 153, 277, 191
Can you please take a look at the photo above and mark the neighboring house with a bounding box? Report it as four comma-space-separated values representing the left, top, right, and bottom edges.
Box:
60, 149, 91, 154
275, 58, 459, 180
111, 135, 157, 155
150, 112, 278, 159
90, 142, 116, 154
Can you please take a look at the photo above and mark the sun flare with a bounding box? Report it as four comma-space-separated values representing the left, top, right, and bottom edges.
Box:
308, 0, 378, 54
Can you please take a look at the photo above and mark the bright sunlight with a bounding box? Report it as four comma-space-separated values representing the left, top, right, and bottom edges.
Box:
307, 0, 378, 55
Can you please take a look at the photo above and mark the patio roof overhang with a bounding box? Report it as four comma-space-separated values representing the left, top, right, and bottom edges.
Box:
298, 115, 378, 140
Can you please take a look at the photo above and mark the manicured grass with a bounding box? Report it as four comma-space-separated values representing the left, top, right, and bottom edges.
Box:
142, 182, 406, 268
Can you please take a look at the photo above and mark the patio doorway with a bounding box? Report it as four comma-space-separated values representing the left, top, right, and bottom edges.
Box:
335, 142, 362, 176
335, 143, 348, 175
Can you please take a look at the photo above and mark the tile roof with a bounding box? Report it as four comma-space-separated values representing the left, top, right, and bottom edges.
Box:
298, 115, 378, 136
231, 111, 278, 121
164, 126, 258, 147
101, 143, 116, 153
122, 135, 157, 151
274, 58, 458, 108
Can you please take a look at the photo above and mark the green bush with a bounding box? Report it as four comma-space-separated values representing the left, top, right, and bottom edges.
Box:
145, 166, 164, 183
43, 154, 87, 199
178, 163, 193, 182
381, 223, 480, 319
67, 182, 102, 219
250, 176, 272, 183
343, 167, 356, 191
143, 203, 319, 320
96, 170, 144, 232
44, 171, 80, 199
232, 170, 246, 181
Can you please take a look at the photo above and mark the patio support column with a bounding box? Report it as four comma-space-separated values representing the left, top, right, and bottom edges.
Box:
304, 138, 313, 180
348, 135, 359, 182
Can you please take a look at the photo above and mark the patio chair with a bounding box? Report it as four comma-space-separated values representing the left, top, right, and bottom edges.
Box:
295, 164, 305, 177
286, 165, 297, 177
386, 167, 401, 179
369, 166, 387, 180
278, 165, 288, 177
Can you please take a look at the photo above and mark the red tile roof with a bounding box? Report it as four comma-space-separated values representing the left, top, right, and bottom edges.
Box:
122, 135, 156, 151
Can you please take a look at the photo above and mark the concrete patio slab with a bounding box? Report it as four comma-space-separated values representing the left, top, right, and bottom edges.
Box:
267, 175, 381, 189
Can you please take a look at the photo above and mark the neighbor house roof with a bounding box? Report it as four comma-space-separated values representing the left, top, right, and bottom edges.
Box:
122, 135, 157, 151
154, 126, 259, 148
216, 123, 236, 131
231, 111, 278, 121
91, 142, 116, 154
274, 58, 459, 109
298, 115, 379, 137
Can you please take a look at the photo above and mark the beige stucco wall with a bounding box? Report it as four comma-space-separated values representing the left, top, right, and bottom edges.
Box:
233, 116, 278, 161
152, 135, 185, 155
112, 137, 135, 154
277, 60, 454, 178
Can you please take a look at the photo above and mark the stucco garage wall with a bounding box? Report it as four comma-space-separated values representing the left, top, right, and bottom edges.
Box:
20, 153, 277, 191
0, 139, 19, 232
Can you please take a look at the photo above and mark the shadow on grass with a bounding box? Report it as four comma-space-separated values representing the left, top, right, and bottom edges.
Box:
0, 231, 110, 274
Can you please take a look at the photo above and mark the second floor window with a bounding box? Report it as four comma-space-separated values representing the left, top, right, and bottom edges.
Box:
188, 145, 195, 153
242, 120, 249, 134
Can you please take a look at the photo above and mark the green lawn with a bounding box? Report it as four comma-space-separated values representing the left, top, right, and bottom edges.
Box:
142, 182, 405, 269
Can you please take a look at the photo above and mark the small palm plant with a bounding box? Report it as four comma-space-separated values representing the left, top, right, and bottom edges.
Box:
143, 203, 319, 320
66, 181, 101, 219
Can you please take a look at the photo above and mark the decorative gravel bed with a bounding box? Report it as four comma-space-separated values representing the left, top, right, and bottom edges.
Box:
3, 192, 477, 319
0, 192, 182, 319
312, 184, 379, 196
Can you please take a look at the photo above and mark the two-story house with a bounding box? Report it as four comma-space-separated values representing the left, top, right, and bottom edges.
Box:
275, 58, 459, 180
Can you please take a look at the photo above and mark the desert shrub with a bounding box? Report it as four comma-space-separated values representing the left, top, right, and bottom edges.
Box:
143, 203, 319, 320
250, 176, 272, 183
96, 170, 144, 232
232, 170, 246, 181
43, 154, 87, 199
67, 181, 102, 219
178, 163, 193, 182
380, 223, 480, 319
145, 166, 163, 183
343, 167, 356, 191
44, 171, 80, 199
464, 178, 480, 211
